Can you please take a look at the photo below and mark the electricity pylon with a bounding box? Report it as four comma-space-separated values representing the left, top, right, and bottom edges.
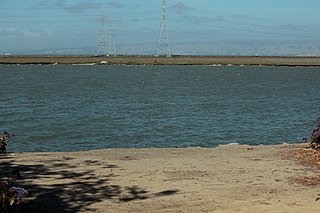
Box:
156, 0, 171, 57
97, 11, 107, 56
107, 18, 116, 56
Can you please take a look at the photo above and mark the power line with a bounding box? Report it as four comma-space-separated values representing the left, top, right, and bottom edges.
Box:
168, 18, 320, 39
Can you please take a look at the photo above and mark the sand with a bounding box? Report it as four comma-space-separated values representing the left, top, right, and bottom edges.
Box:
1, 143, 320, 212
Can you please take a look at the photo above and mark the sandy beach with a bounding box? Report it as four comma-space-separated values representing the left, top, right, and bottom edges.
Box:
1, 143, 320, 212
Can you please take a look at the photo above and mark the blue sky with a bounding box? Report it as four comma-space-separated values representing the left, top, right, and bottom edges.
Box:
1, 0, 320, 55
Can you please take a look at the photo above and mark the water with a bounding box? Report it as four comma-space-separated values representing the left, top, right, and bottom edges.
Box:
0, 65, 319, 152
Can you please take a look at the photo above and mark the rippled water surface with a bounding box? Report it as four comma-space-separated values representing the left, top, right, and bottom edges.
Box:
0, 65, 319, 152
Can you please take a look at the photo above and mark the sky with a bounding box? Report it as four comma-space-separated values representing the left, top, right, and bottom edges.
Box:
1, 0, 320, 55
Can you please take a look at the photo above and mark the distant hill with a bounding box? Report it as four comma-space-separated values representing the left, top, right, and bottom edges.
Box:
2, 39, 320, 56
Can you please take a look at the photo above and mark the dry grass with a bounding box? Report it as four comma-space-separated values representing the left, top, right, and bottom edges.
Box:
293, 176, 320, 186
281, 144, 320, 186
1, 56, 320, 66
285, 146, 320, 168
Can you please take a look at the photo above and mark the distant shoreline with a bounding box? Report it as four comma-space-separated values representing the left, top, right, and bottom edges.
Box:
1, 55, 320, 66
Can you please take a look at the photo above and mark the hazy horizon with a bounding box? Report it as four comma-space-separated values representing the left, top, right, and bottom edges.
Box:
1, 0, 320, 55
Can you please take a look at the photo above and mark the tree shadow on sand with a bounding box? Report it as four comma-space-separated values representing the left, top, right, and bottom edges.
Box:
0, 154, 179, 213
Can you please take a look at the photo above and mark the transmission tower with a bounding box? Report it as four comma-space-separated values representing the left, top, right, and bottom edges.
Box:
156, 0, 171, 57
107, 18, 117, 56
97, 11, 107, 56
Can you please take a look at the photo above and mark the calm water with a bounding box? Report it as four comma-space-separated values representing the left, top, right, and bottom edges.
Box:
0, 65, 319, 152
